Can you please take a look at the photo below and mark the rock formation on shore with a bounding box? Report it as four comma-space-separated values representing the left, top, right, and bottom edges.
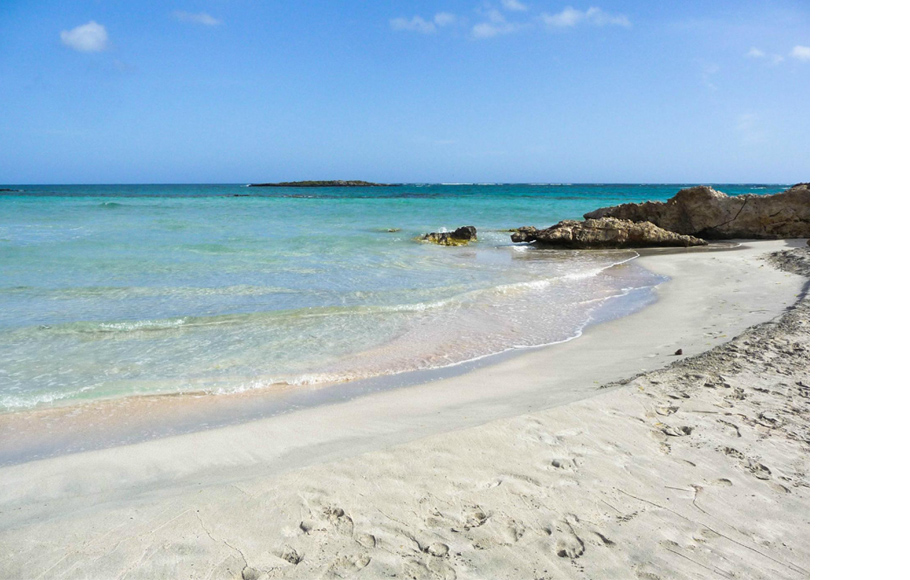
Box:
248, 180, 393, 187
583, 184, 809, 240
421, 226, 477, 246
510, 218, 707, 248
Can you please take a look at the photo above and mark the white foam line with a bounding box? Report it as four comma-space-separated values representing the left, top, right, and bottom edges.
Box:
206, 282, 662, 397
8, 254, 655, 407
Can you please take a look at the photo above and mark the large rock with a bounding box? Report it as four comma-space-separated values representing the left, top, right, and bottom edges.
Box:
421, 226, 477, 246
510, 218, 706, 249
583, 184, 809, 240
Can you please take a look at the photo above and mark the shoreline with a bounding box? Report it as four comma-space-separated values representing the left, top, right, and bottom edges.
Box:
0, 264, 660, 466
0, 242, 750, 466
0, 240, 809, 578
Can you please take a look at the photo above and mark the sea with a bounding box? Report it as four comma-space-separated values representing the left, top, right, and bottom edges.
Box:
0, 183, 788, 413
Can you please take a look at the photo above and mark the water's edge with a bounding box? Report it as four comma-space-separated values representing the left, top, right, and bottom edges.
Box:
0, 269, 664, 466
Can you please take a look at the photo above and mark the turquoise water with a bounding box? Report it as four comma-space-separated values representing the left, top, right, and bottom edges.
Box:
0, 184, 788, 412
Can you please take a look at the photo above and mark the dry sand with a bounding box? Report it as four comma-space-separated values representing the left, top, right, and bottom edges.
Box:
0, 240, 809, 579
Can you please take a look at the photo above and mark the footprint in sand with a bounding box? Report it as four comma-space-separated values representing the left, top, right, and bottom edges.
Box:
452, 508, 490, 532
425, 542, 449, 557
553, 517, 586, 559
660, 425, 694, 437
426, 556, 457, 580
747, 460, 772, 480
757, 411, 783, 428
271, 545, 301, 565
502, 520, 526, 544
326, 554, 371, 576
726, 387, 746, 401
550, 458, 577, 471
299, 521, 315, 534
325, 507, 355, 536
403, 559, 432, 580
356, 533, 376, 549
424, 509, 450, 529
537, 432, 563, 446
708, 478, 733, 487
554, 530, 585, 559
768, 482, 791, 494
590, 531, 616, 547
721, 446, 745, 460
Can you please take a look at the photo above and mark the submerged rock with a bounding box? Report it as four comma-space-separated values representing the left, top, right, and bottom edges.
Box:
421, 225, 477, 246
510, 218, 706, 249
583, 183, 810, 240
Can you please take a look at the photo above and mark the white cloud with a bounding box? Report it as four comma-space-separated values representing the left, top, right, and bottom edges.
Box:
391, 16, 436, 34
173, 11, 223, 26
434, 12, 457, 26
472, 20, 519, 38
472, 9, 521, 38
542, 7, 584, 27
746, 47, 785, 65
60, 21, 109, 52
542, 6, 630, 28
502, 0, 528, 11
791, 45, 810, 61
585, 7, 631, 27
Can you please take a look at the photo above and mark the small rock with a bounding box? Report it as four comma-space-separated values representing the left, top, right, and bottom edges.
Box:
674, 349, 683, 356
421, 226, 477, 246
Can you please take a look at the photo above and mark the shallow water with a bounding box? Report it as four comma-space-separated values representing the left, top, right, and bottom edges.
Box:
0, 183, 787, 412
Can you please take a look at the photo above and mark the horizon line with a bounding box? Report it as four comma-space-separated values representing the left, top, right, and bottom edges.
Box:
1, 181, 802, 187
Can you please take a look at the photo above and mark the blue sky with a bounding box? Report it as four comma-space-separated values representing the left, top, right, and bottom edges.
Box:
0, 1, 809, 184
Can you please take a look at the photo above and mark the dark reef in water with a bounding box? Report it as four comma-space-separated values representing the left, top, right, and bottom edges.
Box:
248, 180, 396, 187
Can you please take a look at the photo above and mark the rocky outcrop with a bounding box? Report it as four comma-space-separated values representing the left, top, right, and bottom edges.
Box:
510, 218, 706, 249
583, 184, 809, 240
421, 226, 477, 246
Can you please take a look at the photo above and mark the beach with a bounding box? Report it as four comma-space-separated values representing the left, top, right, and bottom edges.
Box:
0, 239, 809, 579
0, 2, 821, 575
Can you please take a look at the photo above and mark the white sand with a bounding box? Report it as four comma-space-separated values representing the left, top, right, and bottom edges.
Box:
0, 240, 809, 579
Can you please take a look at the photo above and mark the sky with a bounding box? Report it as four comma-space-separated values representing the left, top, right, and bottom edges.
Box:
0, 1, 809, 184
